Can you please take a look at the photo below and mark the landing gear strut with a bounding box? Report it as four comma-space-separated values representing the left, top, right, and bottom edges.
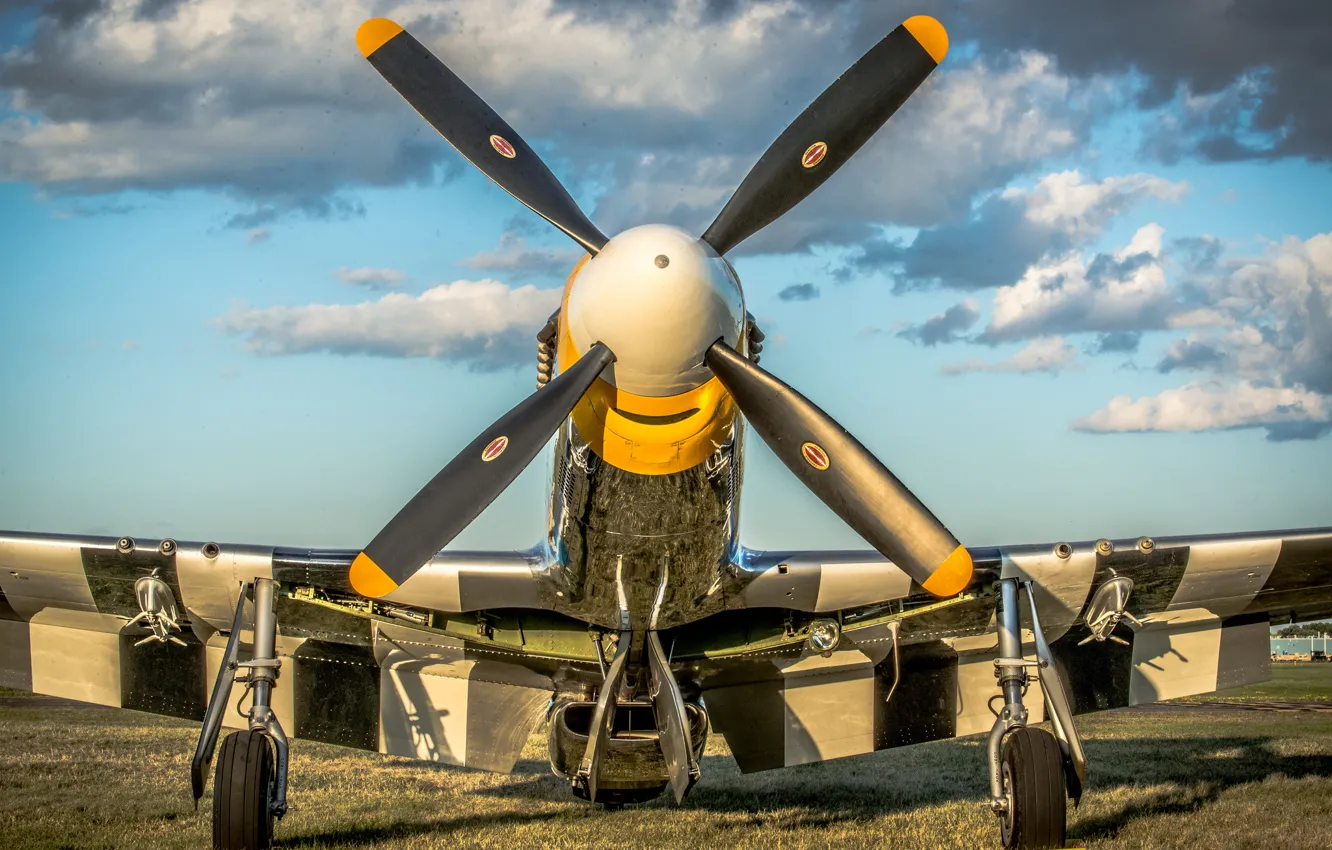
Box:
190, 578, 290, 850
987, 578, 1087, 850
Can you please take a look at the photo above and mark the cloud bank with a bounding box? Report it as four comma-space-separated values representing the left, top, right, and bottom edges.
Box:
216, 278, 560, 370
942, 336, 1078, 376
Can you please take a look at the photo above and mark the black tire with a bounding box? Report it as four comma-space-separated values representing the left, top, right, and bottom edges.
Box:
999, 726, 1067, 850
213, 730, 275, 850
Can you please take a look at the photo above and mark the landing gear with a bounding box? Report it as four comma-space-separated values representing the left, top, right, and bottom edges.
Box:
191, 578, 290, 850
998, 726, 1067, 850
213, 730, 275, 850
987, 577, 1086, 850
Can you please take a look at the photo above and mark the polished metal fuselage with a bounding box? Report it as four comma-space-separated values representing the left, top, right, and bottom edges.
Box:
542, 418, 746, 630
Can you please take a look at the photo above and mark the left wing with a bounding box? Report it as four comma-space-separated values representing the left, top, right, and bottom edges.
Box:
0, 531, 579, 773
701, 527, 1332, 772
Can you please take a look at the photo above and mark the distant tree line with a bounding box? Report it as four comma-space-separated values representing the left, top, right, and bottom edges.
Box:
1275, 622, 1332, 637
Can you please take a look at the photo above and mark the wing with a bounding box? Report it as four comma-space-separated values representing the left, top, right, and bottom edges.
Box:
0, 531, 589, 773
702, 527, 1332, 772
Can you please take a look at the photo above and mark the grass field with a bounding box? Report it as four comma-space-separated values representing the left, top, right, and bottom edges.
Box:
1189, 662, 1332, 703
2, 666, 1331, 849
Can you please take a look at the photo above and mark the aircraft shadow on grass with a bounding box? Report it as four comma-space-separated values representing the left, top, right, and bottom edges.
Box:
1065, 733, 1332, 841
276, 731, 1332, 846
275, 811, 562, 848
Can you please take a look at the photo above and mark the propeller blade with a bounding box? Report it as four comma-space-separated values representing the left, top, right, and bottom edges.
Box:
349, 343, 615, 597
705, 340, 971, 597
701, 16, 948, 256
356, 18, 608, 254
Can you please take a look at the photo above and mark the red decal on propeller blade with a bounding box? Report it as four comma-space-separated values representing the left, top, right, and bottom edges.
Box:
802, 141, 828, 168
801, 441, 830, 470
490, 134, 517, 158
482, 436, 510, 462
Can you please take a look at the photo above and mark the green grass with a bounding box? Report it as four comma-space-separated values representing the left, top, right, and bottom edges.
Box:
2, 667, 1331, 849
1185, 662, 1332, 703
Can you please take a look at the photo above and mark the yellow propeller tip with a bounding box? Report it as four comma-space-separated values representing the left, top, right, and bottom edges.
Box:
903, 15, 948, 64
357, 18, 404, 58
349, 551, 399, 597
921, 544, 973, 597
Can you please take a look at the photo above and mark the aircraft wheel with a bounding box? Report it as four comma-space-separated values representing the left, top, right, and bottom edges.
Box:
999, 726, 1067, 850
213, 730, 275, 850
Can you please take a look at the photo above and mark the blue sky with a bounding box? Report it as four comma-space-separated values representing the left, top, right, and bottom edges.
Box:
2, 0, 1330, 553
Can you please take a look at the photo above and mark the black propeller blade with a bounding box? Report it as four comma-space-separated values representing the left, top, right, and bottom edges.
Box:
705, 340, 972, 597
357, 19, 608, 254
349, 343, 615, 597
702, 16, 948, 256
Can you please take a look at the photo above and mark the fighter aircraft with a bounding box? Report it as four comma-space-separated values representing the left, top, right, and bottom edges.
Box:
2, 14, 1330, 850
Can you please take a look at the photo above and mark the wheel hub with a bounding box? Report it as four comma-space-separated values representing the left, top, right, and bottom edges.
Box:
999, 760, 1016, 844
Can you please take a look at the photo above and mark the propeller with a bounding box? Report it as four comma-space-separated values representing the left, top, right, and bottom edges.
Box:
702, 16, 948, 256
348, 344, 615, 597
705, 340, 972, 597
348, 15, 967, 598
356, 19, 608, 254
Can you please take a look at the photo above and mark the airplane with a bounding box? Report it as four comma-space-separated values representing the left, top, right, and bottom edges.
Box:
2, 13, 1330, 850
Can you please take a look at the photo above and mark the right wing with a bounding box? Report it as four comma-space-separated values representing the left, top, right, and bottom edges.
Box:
704, 527, 1332, 772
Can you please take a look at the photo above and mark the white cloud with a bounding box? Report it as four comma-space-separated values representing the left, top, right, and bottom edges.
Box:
983, 223, 1173, 340
0, 1, 421, 200
861, 53, 1089, 224
216, 279, 560, 370
244, 227, 270, 244
951, 223, 1329, 388
1067, 229, 1332, 440
850, 170, 1187, 291
1074, 381, 1331, 440
942, 336, 1078, 375
1166, 307, 1232, 329
335, 266, 409, 289
1011, 170, 1188, 239
458, 231, 584, 276
1157, 233, 1332, 392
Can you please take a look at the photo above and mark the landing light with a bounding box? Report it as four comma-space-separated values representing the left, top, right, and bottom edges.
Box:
808, 619, 841, 653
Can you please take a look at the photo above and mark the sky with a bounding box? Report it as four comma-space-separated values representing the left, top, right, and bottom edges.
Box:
1, 0, 1330, 555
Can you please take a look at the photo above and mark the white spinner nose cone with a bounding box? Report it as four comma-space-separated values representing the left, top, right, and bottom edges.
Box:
566, 224, 744, 397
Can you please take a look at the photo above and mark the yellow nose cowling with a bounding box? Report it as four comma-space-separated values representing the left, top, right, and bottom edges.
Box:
555, 256, 738, 476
